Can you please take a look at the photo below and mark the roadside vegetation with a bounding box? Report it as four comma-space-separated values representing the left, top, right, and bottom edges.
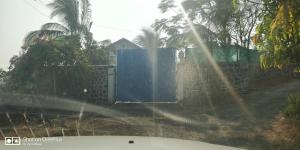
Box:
265, 95, 300, 149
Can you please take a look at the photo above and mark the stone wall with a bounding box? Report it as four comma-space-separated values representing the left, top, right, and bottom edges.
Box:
178, 62, 300, 99
53, 65, 111, 103
178, 62, 259, 98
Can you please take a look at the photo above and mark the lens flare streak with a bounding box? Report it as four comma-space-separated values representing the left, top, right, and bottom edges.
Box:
177, 1, 253, 121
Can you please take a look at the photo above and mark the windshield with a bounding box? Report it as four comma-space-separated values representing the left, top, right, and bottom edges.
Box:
0, 0, 300, 150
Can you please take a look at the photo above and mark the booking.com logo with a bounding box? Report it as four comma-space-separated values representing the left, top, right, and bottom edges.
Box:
5, 137, 21, 145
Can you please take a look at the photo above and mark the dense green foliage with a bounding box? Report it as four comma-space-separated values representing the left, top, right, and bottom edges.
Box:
7, 36, 87, 93
4, 36, 107, 99
5, 35, 108, 100
0, 69, 6, 90
152, 0, 260, 49
155, 0, 299, 67
0, 69, 6, 79
284, 95, 300, 120
254, 0, 300, 68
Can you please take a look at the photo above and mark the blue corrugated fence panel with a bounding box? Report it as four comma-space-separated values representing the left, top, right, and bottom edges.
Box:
116, 49, 152, 102
156, 48, 177, 102
116, 48, 176, 102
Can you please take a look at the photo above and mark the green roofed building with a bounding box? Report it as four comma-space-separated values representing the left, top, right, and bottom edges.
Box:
185, 45, 260, 64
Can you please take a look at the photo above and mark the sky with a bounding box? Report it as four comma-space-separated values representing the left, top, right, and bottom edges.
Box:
0, 0, 162, 70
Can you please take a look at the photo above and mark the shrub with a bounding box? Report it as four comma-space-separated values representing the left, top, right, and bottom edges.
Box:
283, 95, 300, 120
266, 114, 300, 148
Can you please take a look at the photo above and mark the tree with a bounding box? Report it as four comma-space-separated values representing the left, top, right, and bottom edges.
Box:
153, 0, 234, 48
7, 36, 89, 96
253, 0, 300, 68
183, 0, 235, 46
23, 0, 93, 48
153, 0, 260, 49
85, 39, 111, 65
231, 0, 261, 48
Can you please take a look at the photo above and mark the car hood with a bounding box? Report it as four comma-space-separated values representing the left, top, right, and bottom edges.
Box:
0, 136, 245, 150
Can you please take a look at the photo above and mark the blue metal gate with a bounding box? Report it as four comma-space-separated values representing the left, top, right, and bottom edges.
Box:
116, 48, 176, 102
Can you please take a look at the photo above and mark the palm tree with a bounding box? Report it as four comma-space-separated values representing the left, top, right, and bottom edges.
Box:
134, 28, 162, 50
23, 0, 92, 48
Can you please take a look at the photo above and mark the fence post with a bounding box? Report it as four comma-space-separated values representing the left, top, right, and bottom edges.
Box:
107, 67, 115, 103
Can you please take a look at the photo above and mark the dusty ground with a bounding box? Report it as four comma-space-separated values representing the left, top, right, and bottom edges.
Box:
0, 76, 299, 149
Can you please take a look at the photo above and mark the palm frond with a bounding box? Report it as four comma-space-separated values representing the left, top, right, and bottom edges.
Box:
23, 30, 42, 48
135, 28, 161, 49
40, 30, 65, 39
88, 21, 93, 31
23, 30, 64, 48
47, 0, 66, 18
48, 0, 80, 33
80, 0, 91, 29
134, 35, 146, 47
41, 23, 69, 33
